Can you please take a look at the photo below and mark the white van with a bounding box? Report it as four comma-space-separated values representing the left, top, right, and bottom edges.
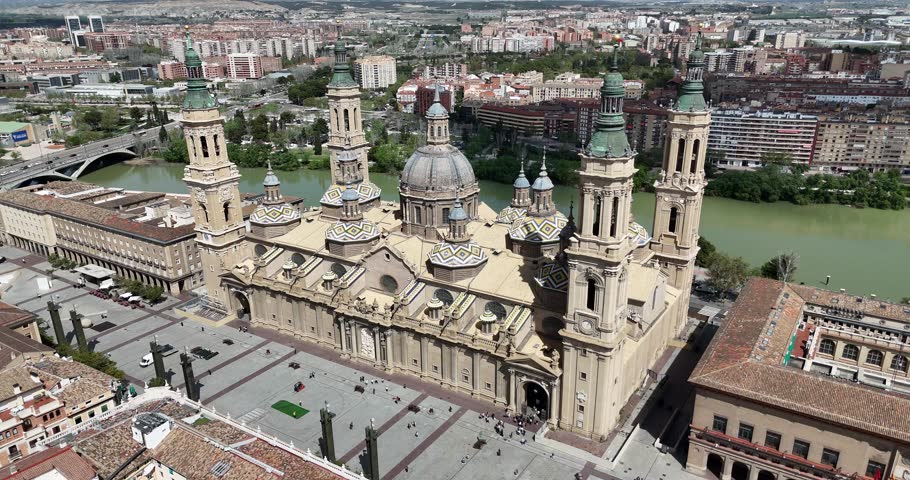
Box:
140, 353, 153, 367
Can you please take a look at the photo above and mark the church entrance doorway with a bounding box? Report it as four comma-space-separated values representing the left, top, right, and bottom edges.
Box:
233, 291, 251, 321
522, 381, 549, 420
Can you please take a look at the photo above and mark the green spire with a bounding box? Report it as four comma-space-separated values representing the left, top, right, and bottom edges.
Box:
585, 42, 630, 158
328, 41, 358, 88
676, 31, 708, 112
182, 27, 217, 110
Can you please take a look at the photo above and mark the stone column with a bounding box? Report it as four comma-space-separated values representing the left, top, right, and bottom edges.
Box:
748, 465, 759, 480
472, 351, 480, 393
549, 379, 560, 426
721, 457, 733, 480
419, 336, 428, 375
507, 368, 517, 412
338, 318, 347, 352
373, 328, 381, 362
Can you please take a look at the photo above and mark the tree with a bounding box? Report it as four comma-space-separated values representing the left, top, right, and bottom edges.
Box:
250, 114, 270, 143
310, 117, 329, 155
759, 251, 800, 283
901, 297, 910, 305
279, 111, 296, 129
99, 107, 121, 131
81, 109, 103, 130
108, 72, 122, 83
706, 252, 749, 297
158, 126, 168, 143
695, 236, 716, 268
151, 102, 161, 125
129, 106, 143, 125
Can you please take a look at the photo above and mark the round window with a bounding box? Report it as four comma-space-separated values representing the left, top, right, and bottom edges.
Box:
485, 301, 507, 320
291, 252, 305, 266
380, 275, 399, 293
254, 244, 267, 257
331, 263, 348, 277
434, 289, 454, 306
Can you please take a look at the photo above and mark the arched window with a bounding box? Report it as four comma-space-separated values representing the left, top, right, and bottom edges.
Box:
254, 244, 268, 257
891, 355, 908, 373
199, 204, 209, 223
690, 139, 700, 173
592, 198, 601, 236
380, 275, 399, 293
222, 202, 230, 222
331, 263, 348, 277
442, 208, 450, 224
434, 289, 454, 306
291, 252, 305, 266
213, 134, 221, 156
866, 349, 884, 366
189, 135, 197, 158
344, 109, 350, 131
200, 135, 209, 158
668, 207, 678, 234
586, 279, 597, 311
818, 339, 836, 356
609, 196, 619, 238
485, 301, 507, 321
675, 139, 685, 173
841, 344, 859, 361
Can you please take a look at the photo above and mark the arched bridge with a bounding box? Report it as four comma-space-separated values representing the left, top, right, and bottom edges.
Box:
0, 122, 179, 190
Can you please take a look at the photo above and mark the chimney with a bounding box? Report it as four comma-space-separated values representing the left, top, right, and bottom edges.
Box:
12, 384, 21, 395
29, 372, 40, 384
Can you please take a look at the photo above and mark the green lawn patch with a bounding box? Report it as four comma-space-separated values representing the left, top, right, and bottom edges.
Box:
271, 400, 309, 419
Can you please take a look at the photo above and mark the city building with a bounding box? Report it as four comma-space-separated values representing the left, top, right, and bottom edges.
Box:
813, 115, 910, 173
157, 60, 187, 80
179, 35, 709, 441
353, 55, 397, 90
687, 277, 910, 480
87, 15, 104, 33
0, 122, 35, 146
423, 62, 468, 80
530, 74, 603, 103
63, 16, 81, 46
227, 53, 263, 79
84, 32, 129, 53
476, 104, 546, 137
707, 110, 818, 168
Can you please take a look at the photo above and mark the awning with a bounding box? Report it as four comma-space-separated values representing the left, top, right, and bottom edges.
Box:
74, 265, 115, 281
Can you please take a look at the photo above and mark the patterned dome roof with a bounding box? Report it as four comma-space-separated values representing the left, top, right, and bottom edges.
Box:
250, 203, 301, 225
428, 241, 488, 269
496, 206, 527, 224
320, 182, 381, 206
325, 219, 381, 243
508, 212, 567, 243
628, 221, 652, 248
400, 145, 476, 193
536, 260, 569, 292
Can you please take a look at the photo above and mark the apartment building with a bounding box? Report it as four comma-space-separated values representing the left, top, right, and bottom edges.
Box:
476, 104, 545, 137
0, 183, 201, 294
353, 55, 397, 89
530, 74, 602, 103
227, 53, 263, 79
84, 32, 130, 53
157, 60, 187, 80
687, 277, 909, 480
423, 62, 468, 79
814, 115, 910, 172
708, 110, 818, 168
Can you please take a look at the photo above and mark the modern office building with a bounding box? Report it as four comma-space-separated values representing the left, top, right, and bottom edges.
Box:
87, 15, 104, 33
707, 110, 818, 168
687, 277, 910, 480
353, 55, 397, 90
64, 16, 81, 45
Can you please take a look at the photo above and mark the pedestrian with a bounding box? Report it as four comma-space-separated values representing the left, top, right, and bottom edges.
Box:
266, 349, 271, 355
201, 326, 205, 332
181, 322, 184, 327
407, 424, 411, 430
448, 406, 452, 412
404, 466, 409, 473
372, 388, 375, 394
497, 448, 501, 456
349, 422, 354, 430
532, 434, 536, 441
208, 369, 212, 376
414, 431, 419, 438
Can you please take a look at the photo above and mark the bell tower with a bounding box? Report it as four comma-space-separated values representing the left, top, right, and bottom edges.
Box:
650, 32, 710, 334
559, 44, 638, 439
327, 41, 369, 186
180, 28, 245, 310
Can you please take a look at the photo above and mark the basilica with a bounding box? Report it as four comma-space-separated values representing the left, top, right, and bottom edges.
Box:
180, 31, 711, 440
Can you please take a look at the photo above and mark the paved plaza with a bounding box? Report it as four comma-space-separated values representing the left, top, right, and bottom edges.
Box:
0, 245, 704, 480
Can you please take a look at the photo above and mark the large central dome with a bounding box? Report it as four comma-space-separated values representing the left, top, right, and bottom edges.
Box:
400, 144, 476, 192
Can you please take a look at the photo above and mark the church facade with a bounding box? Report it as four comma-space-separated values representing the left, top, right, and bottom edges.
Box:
180, 33, 711, 441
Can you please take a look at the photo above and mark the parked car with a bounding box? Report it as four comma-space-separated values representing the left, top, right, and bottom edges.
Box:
140, 353, 153, 367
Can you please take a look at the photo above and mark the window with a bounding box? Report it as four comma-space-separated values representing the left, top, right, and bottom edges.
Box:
434, 289, 454, 306
818, 339, 836, 356
892, 355, 908, 372
609, 196, 619, 238
200, 135, 209, 157
792, 439, 810, 459
484, 302, 507, 320
414, 207, 422, 224
842, 344, 859, 361
579, 372, 587, 381
331, 263, 348, 277
675, 139, 685, 172
577, 405, 584, 413
866, 461, 886, 478
765, 431, 782, 450
592, 197, 601, 236
586, 279, 597, 311
432, 365, 439, 373
222, 202, 230, 222
711, 415, 727, 434
668, 207, 678, 233
821, 448, 840, 467
866, 350, 884, 366
442, 208, 450, 223
412, 359, 418, 366
485, 382, 492, 390
690, 139, 700, 173
737, 423, 754, 442
380, 275, 399, 294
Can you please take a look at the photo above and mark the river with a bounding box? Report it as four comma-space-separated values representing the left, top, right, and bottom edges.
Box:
81, 162, 910, 301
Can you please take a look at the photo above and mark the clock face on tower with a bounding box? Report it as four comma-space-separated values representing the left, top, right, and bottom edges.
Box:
579, 319, 595, 335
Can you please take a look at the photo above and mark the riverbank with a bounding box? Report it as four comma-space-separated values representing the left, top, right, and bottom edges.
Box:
80, 163, 910, 300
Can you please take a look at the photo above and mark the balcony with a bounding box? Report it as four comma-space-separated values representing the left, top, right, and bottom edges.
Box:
691, 427, 875, 480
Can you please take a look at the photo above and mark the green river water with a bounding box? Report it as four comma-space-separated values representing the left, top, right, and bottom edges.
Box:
81, 163, 910, 301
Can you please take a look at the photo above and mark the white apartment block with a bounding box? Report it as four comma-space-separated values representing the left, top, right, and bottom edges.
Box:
770, 31, 806, 49
353, 55, 397, 89
265, 37, 294, 60
299, 36, 320, 58
227, 53, 263, 79
530, 74, 603, 103
708, 110, 818, 169
423, 62, 468, 80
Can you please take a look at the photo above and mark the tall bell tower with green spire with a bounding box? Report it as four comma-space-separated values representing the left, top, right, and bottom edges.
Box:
180, 27, 245, 311
559, 43, 637, 438
326, 41, 370, 186
649, 32, 710, 334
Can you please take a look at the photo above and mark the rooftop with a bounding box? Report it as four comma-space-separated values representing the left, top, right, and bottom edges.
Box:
690, 277, 910, 444
1, 446, 96, 480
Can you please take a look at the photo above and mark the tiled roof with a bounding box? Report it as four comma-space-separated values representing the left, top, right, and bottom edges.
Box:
690, 277, 910, 444
0, 191, 195, 243
1, 446, 96, 480
0, 329, 52, 371
95, 192, 166, 210
194, 420, 252, 445
153, 428, 278, 480
0, 367, 43, 403
28, 358, 115, 408
36, 181, 98, 196
74, 421, 150, 479
239, 440, 345, 480
0, 302, 36, 328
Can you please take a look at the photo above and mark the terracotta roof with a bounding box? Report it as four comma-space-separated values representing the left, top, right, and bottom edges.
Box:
0, 191, 195, 244
153, 428, 278, 480
95, 192, 166, 210
0, 302, 36, 329
28, 358, 115, 408
193, 420, 252, 445
1, 446, 96, 480
690, 277, 910, 444
239, 439, 344, 480
74, 420, 150, 479
38, 181, 99, 196
0, 367, 43, 403
0, 330, 52, 372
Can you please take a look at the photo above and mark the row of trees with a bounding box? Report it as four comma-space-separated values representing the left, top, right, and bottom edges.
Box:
705, 158, 907, 210
696, 237, 802, 297
114, 276, 165, 303
287, 68, 332, 105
